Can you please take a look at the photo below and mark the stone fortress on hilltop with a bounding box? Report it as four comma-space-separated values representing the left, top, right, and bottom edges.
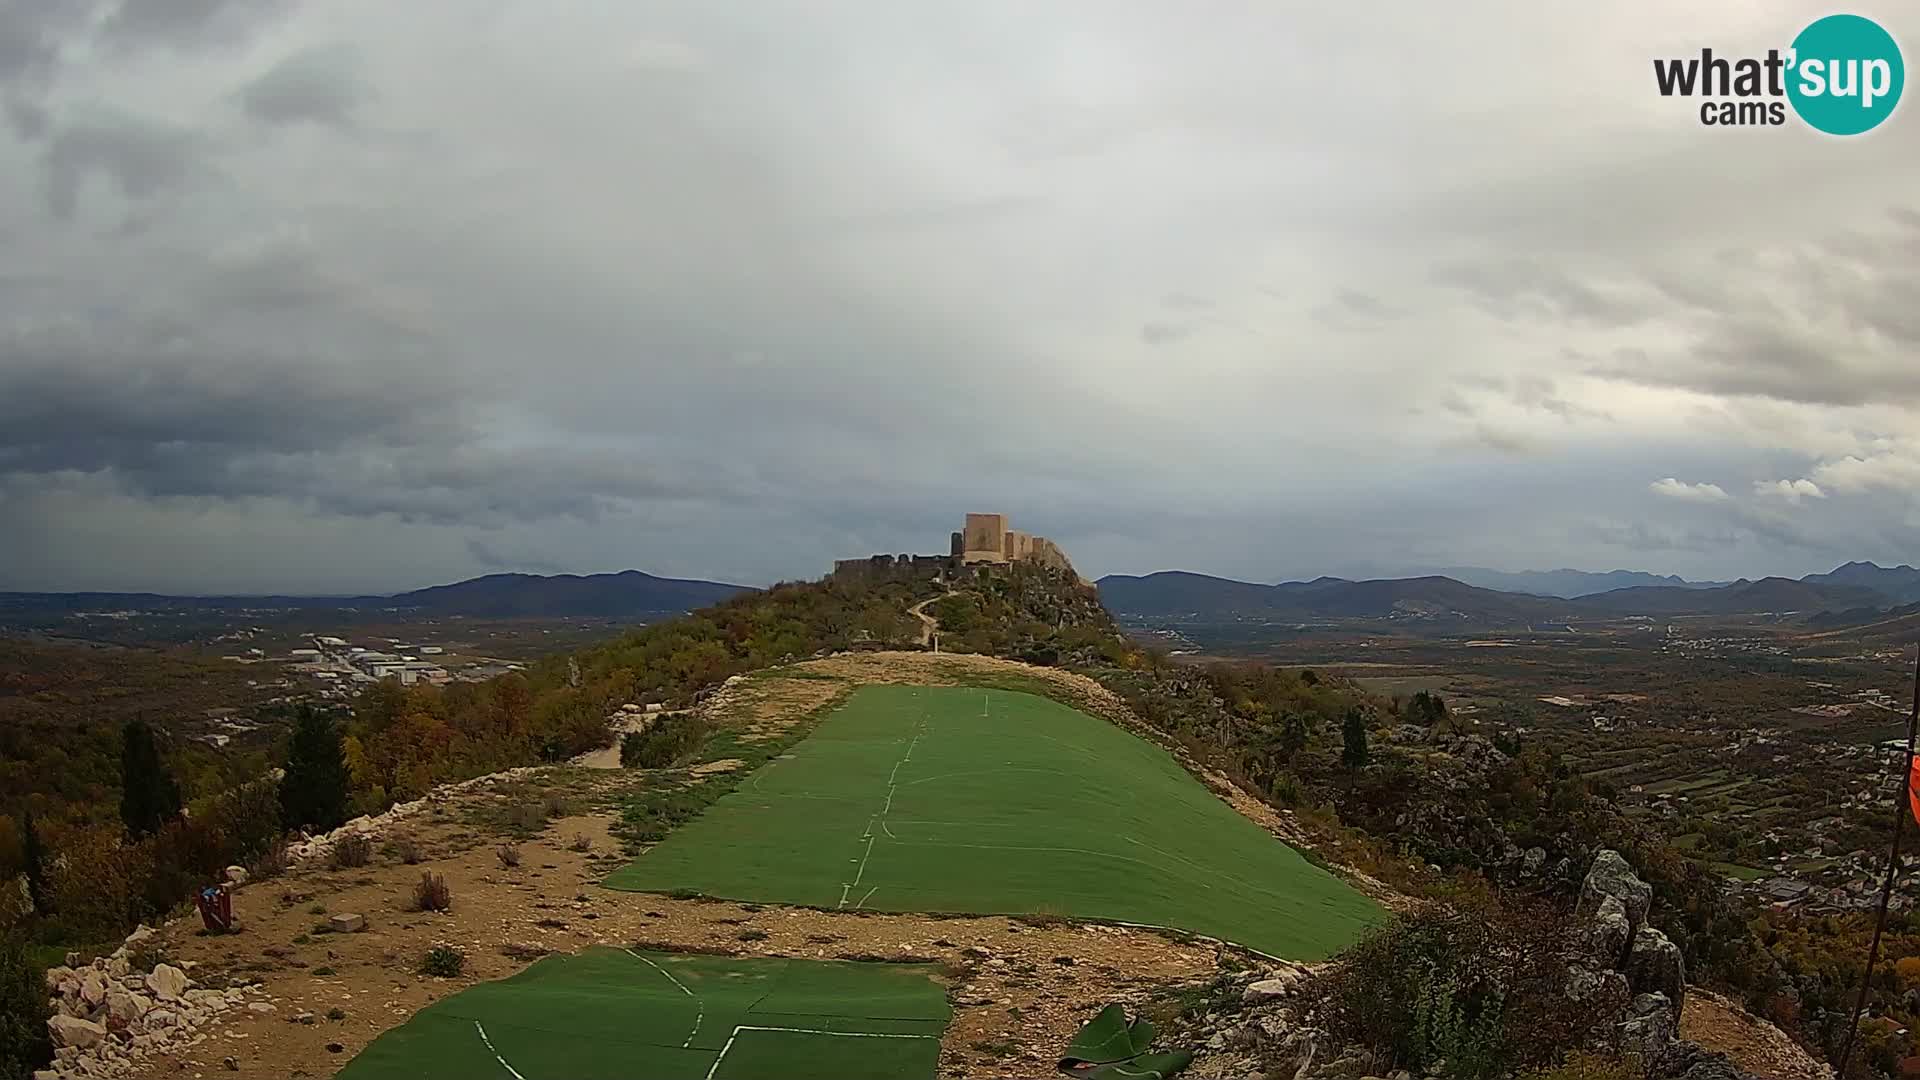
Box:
831, 512, 1076, 583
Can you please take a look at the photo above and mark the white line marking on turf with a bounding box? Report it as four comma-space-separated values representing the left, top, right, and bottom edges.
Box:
623, 949, 703, 1048
850, 835, 877, 887
856, 885, 878, 908
703, 1025, 939, 1080
473, 1021, 527, 1080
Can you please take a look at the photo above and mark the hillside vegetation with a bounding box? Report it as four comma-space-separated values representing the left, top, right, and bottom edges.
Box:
0, 561, 1904, 1079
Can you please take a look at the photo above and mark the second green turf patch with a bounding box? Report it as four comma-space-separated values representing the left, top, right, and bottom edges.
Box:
334, 948, 949, 1080
606, 684, 1382, 959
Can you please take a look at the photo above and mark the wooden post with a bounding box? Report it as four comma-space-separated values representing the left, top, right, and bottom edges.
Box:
1837, 643, 1920, 1078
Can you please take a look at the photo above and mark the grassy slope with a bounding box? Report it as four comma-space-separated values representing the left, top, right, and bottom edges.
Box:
336, 947, 949, 1080
607, 685, 1383, 960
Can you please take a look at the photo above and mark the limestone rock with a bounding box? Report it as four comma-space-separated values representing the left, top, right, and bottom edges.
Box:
1567, 964, 1630, 1009
1578, 850, 1652, 935
1657, 1039, 1760, 1080
105, 989, 149, 1027
48, 1014, 107, 1049
1627, 927, 1687, 1014
1592, 894, 1633, 966
145, 964, 190, 1001
224, 865, 249, 886
329, 913, 367, 934
1619, 993, 1677, 1062
79, 969, 109, 1008
1244, 978, 1296, 1004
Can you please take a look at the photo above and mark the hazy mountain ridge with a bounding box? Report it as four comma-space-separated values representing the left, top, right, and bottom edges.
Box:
0, 570, 749, 619
1425, 566, 1730, 599
1097, 561, 1916, 621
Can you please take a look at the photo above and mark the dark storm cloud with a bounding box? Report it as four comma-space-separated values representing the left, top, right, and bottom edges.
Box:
1591, 312, 1920, 408
0, 1, 89, 86
0, 322, 746, 527
42, 110, 203, 217
98, 0, 294, 51
240, 45, 367, 129
465, 538, 565, 575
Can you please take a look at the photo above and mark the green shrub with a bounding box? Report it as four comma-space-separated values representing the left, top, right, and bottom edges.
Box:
1317, 900, 1614, 1080
0, 934, 52, 1078
621, 715, 712, 769
329, 834, 372, 870
419, 944, 465, 978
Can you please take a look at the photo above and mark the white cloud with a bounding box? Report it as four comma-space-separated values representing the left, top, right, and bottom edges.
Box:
1812, 452, 1920, 496
1753, 478, 1826, 504
1649, 478, 1730, 502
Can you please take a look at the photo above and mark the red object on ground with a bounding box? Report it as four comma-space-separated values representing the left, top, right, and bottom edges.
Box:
1910, 756, 1920, 829
196, 884, 233, 933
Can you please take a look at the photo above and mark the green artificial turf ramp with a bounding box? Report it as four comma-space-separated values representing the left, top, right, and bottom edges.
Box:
606, 684, 1382, 959
334, 947, 950, 1080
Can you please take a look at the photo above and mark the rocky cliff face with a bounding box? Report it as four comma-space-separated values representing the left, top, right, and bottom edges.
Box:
1173, 850, 1764, 1080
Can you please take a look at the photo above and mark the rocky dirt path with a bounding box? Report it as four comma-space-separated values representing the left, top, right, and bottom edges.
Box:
908, 592, 957, 647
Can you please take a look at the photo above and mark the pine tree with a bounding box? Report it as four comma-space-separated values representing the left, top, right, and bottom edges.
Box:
1342, 706, 1371, 769
119, 719, 183, 838
280, 707, 351, 834
21, 811, 48, 917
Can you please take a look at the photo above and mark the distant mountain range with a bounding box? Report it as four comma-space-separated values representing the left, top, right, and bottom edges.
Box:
1422, 567, 1730, 599
1096, 561, 1920, 625
0, 571, 750, 620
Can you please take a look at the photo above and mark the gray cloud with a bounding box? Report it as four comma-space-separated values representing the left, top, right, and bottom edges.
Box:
43, 110, 203, 218
240, 44, 367, 129
1312, 288, 1396, 331
1432, 259, 1658, 327
1140, 322, 1194, 346
99, 0, 293, 51
4, 2, 1920, 592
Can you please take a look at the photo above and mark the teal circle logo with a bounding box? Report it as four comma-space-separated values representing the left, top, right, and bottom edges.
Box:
1787, 14, 1904, 135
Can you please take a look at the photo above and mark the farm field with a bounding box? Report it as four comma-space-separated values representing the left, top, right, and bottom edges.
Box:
334, 947, 950, 1080
605, 684, 1382, 959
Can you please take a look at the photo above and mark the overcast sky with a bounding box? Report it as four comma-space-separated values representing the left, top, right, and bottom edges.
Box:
3, 1, 1917, 593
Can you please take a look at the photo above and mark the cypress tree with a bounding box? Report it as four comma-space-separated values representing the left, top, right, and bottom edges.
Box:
280, 707, 350, 834
1342, 706, 1371, 769
21, 811, 48, 916
119, 719, 183, 838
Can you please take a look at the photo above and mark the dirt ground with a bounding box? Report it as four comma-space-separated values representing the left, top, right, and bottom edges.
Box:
1682, 989, 1832, 1080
